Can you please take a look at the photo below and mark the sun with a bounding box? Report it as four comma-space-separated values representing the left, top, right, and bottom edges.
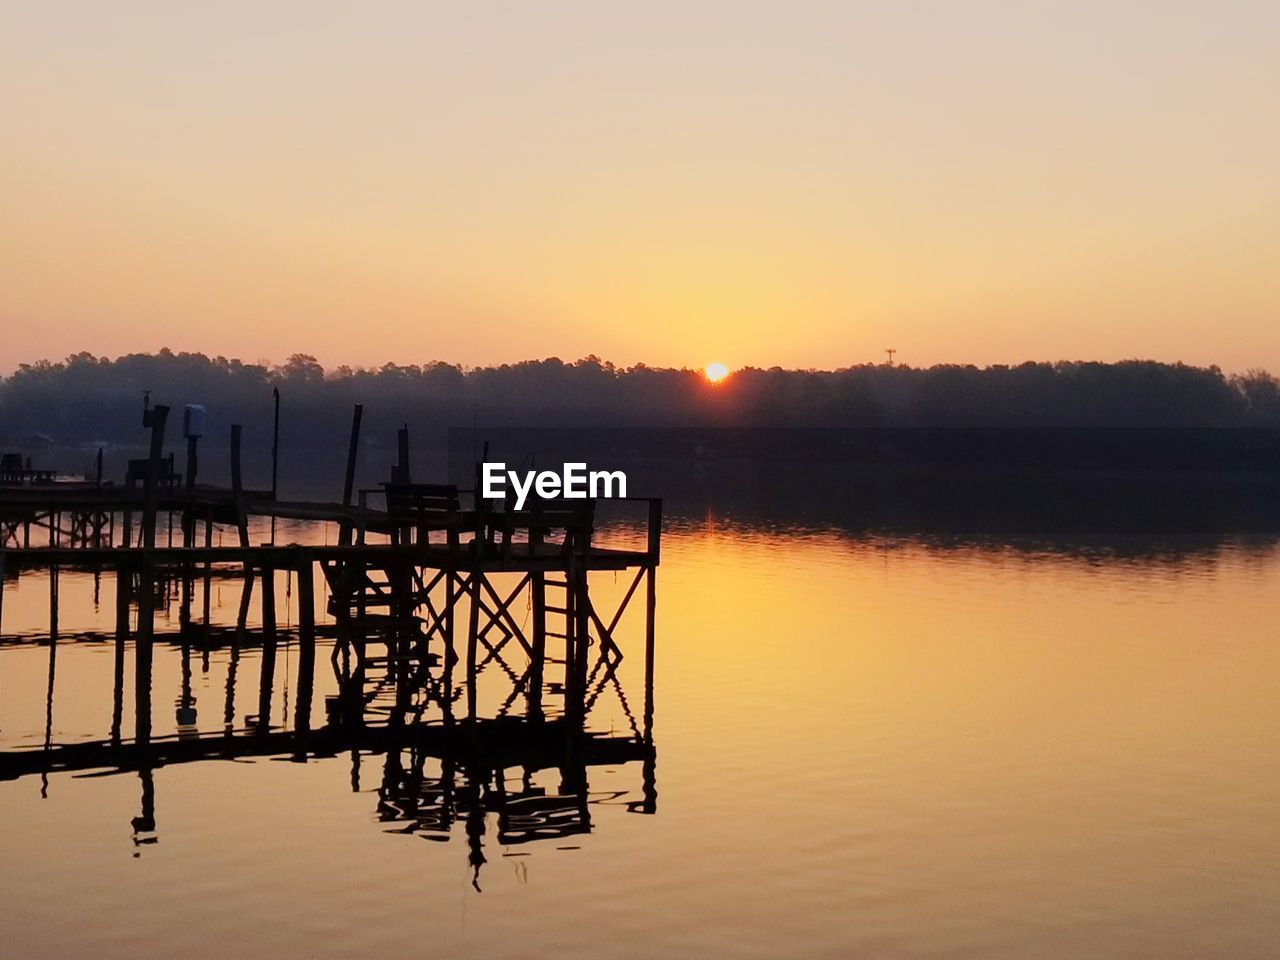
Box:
704, 362, 730, 384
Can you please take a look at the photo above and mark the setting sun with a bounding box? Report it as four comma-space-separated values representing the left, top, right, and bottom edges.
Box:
705, 362, 730, 383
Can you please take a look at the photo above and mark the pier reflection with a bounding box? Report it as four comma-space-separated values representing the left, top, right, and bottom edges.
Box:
0, 550, 658, 884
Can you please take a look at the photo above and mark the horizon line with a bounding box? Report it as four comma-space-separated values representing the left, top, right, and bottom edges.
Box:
2, 350, 1273, 381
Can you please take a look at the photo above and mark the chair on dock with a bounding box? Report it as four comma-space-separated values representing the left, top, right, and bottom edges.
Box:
488, 495, 595, 565
0, 453, 56, 486
322, 481, 467, 633
0, 453, 24, 485
382, 482, 467, 550
125, 455, 181, 491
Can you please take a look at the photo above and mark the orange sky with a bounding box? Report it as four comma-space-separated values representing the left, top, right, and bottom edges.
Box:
2, 2, 1279, 374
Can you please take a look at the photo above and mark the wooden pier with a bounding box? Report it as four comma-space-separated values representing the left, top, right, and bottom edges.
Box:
0, 401, 661, 873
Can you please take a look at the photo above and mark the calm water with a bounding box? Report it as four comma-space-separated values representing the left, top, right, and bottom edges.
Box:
2, 518, 1279, 959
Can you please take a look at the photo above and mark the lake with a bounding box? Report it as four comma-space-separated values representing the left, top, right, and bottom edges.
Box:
2, 515, 1278, 959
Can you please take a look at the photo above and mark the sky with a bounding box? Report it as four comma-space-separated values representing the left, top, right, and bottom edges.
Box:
2, 1, 1278, 374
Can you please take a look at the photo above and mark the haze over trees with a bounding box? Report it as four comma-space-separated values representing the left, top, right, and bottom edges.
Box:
2, 350, 1279, 450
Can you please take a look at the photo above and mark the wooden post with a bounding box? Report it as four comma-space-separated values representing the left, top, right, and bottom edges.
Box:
395, 424, 410, 482
258, 560, 277, 731
529, 571, 546, 721
202, 516, 213, 625
136, 559, 155, 749
442, 572, 456, 725
42, 567, 59, 800
466, 572, 481, 721
49, 562, 59, 639
133, 767, 156, 836
647, 498, 663, 566
226, 571, 253, 729
563, 563, 576, 705
130, 516, 154, 822
392, 558, 412, 667
295, 550, 316, 736
177, 631, 195, 728
339, 404, 363, 546
393, 565, 413, 721
179, 556, 193, 633
644, 565, 657, 747
142, 404, 169, 552
472, 440, 490, 553
185, 435, 198, 490
567, 532, 592, 730
183, 434, 199, 548
230, 424, 250, 548
574, 566, 590, 724
112, 564, 129, 744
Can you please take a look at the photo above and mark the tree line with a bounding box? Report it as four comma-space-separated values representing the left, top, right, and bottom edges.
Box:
2, 350, 1279, 450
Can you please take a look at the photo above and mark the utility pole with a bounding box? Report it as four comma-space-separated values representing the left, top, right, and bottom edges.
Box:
885, 348, 896, 366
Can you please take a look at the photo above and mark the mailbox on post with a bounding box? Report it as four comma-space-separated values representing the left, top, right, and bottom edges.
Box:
182, 404, 206, 439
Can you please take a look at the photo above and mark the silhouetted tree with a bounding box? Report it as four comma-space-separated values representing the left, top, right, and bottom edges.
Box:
1, 351, 1275, 450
